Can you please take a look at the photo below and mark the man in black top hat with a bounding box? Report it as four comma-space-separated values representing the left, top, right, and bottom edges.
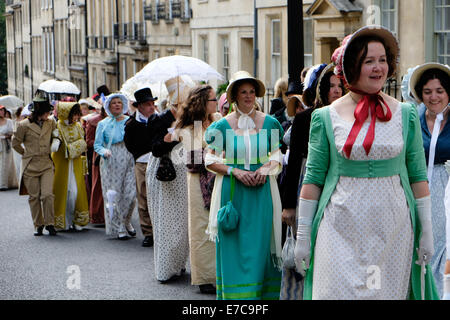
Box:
96, 85, 110, 97
95, 85, 111, 105
124, 88, 157, 247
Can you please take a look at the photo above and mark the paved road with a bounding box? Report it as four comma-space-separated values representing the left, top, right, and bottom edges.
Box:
0, 188, 215, 300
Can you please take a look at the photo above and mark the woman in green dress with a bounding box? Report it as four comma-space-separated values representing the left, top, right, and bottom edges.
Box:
205, 71, 284, 300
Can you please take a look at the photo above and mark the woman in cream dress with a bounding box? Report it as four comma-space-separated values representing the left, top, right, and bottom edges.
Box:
173, 85, 221, 294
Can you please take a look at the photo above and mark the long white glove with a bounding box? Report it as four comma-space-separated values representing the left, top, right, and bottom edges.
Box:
416, 196, 434, 265
52, 129, 60, 139
443, 274, 450, 300
50, 138, 61, 153
294, 198, 318, 275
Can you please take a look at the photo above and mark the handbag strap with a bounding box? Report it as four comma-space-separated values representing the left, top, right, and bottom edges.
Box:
230, 169, 235, 202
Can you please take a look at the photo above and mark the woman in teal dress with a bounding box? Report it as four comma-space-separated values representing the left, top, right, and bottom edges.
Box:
205, 71, 284, 300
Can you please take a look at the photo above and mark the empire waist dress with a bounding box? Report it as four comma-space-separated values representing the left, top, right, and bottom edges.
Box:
205, 115, 284, 300
302, 103, 439, 300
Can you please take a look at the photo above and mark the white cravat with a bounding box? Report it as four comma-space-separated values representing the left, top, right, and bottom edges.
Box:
427, 106, 448, 182
235, 106, 256, 170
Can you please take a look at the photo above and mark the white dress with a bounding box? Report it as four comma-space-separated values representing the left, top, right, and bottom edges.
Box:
100, 142, 136, 237
0, 119, 18, 189
312, 105, 414, 300
12, 120, 21, 183
146, 143, 189, 281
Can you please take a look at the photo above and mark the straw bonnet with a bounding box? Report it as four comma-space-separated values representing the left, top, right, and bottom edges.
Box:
332, 25, 399, 85
103, 93, 129, 117
286, 95, 305, 117
226, 71, 265, 104
408, 62, 450, 103
79, 97, 102, 111
165, 76, 194, 106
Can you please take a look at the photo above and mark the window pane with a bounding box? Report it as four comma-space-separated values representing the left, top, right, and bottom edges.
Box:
438, 33, 445, 55
382, 11, 389, 29
304, 18, 312, 55
304, 54, 312, 68
272, 20, 281, 54
390, 0, 395, 10
436, 6, 442, 31
271, 55, 280, 87
445, 7, 450, 30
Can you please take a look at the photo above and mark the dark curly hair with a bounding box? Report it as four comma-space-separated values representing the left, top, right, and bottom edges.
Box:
343, 35, 397, 86
176, 85, 215, 129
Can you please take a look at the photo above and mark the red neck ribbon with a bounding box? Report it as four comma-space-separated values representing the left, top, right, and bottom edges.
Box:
343, 89, 392, 159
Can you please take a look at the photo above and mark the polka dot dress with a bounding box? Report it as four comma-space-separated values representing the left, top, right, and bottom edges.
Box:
312, 105, 414, 300
146, 144, 189, 282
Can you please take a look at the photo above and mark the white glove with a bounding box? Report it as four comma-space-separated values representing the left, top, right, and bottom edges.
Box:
445, 160, 450, 174
295, 198, 318, 275
103, 149, 112, 158
50, 138, 61, 153
443, 274, 450, 300
416, 196, 434, 265
52, 129, 60, 138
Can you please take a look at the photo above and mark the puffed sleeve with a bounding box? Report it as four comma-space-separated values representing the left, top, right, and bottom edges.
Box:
268, 115, 284, 153
93, 120, 107, 157
405, 103, 428, 184
302, 109, 330, 187
204, 119, 225, 154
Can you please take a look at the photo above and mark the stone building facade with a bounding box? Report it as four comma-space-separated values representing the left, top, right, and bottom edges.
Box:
4, 0, 450, 104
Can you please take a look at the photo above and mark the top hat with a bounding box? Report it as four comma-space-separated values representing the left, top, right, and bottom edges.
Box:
133, 87, 158, 107
226, 71, 265, 104
96, 85, 111, 96
31, 92, 53, 113
285, 81, 303, 96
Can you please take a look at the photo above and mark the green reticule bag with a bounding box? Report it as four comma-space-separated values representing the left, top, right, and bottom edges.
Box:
217, 170, 239, 232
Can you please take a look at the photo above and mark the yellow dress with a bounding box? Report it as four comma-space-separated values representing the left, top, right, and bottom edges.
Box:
52, 102, 89, 230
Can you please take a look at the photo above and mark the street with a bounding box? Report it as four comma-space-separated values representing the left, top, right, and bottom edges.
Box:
0, 188, 215, 300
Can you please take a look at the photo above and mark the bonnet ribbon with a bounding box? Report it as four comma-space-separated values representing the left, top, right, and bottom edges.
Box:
235, 105, 256, 170
427, 105, 448, 182
343, 89, 392, 159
